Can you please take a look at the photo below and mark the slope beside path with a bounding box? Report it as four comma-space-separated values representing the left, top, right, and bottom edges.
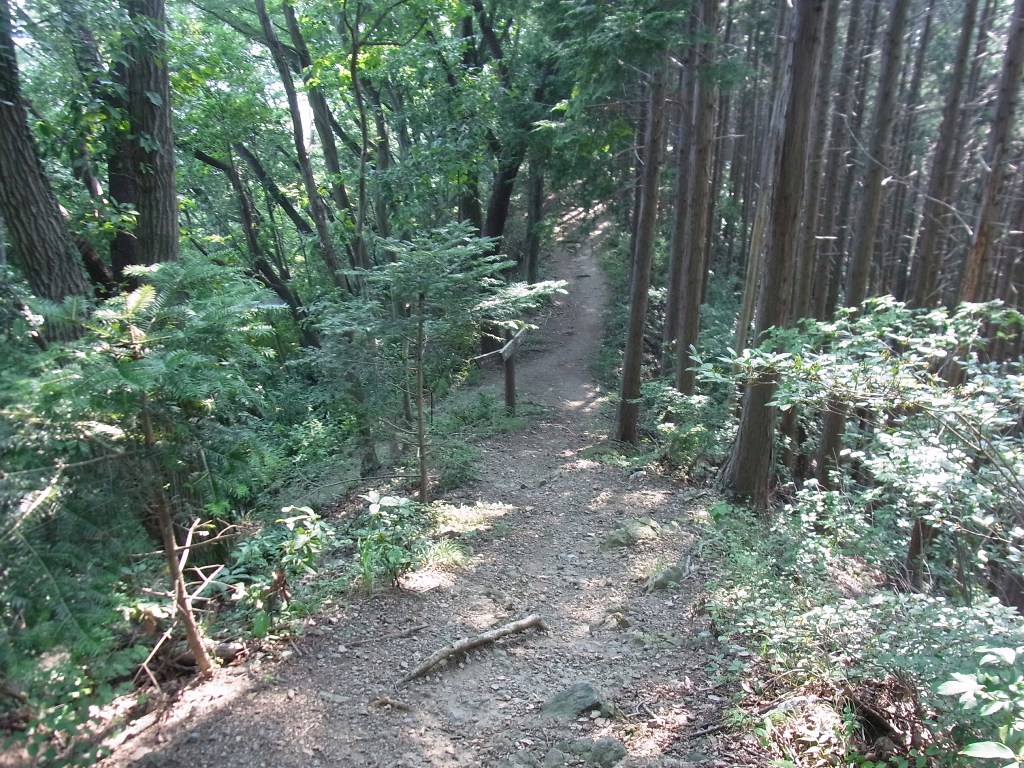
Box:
103, 212, 765, 768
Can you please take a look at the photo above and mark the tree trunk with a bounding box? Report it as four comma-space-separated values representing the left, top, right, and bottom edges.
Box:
959, 0, 1024, 303
674, 0, 719, 396
845, 0, 910, 308
254, 0, 346, 287
193, 149, 320, 348
662, 43, 696, 374
733, 2, 792, 359
793, 0, 840, 321
813, 0, 866, 320
615, 61, 668, 445
124, 0, 179, 266
826, 0, 883, 317
883, 0, 934, 299
233, 143, 315, 236
720, 0, 827, 505
524, 156, 545, 284
908, 0, 977, 307
0, 0, 90, 307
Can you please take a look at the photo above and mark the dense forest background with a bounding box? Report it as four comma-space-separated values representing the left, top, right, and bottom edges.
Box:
2, 0, 1024, 765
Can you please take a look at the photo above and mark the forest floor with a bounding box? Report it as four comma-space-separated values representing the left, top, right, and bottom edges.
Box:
100, 213, 769, 768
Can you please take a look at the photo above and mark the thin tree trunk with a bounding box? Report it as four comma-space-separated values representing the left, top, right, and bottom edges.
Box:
662, 45, 695, 374
793, 0, 840, 320
616, 61, 668, 445
674, 0, 719, 396
233, 143, 315, 236
141, 395, 213, 678
909, 0, 978, 307
254, 0, 346, 287
193, 149, 320, 348
883, 0, 934, 298
524, 156, 545, 284
827, 0, 883, 316
818, 0, 910, 487
813, 0, 866, 319
845, 0, 910, 308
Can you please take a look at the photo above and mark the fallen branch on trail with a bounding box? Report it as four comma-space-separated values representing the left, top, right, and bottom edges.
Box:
395, 614, 547, 687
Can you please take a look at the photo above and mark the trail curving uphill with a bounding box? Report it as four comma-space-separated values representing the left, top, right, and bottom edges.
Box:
104, 213, 765, 768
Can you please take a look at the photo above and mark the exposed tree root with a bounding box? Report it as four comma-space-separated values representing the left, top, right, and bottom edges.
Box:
395, 614, 547, 687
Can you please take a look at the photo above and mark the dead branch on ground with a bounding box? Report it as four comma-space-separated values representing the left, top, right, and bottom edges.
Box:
395, 614, 547, 687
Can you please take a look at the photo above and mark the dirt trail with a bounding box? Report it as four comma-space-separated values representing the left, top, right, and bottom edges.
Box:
104, 214, 763, 768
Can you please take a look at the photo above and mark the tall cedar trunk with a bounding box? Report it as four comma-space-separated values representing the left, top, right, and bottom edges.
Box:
941, 0, 996, 301
662, 46, 696, 374
0, 0, 90, 305
827, 0, 883, 317
959, 0, 1024, 303
254, 0, 346, 287
784, 0, 840, 481
845, 0, 911, 307
615, 62, 668, 445
725, 16, 759, 274
124, 0, 179, 266
733, 2, 791, 359
813, 0, 866, 319
674, 0, 719, 396
720, 0, 826, 506
818, 0, 910, 487
909, 0, 977, 307
883, 0, 934, 298
793, 0, 840, 320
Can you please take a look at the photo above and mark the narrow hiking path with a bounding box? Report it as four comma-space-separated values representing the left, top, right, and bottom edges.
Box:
103, 213, 767, 768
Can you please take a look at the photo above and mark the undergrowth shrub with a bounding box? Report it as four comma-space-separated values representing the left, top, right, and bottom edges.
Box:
697, 299, 1024, 766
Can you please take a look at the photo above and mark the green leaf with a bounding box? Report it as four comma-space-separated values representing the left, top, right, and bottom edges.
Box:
938, 674, 982, 696
959, 742, 1015, 759
979, 647, 1018, 666
251, 610, 271, 638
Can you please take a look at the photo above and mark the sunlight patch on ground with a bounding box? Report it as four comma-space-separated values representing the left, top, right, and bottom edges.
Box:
433, 500, 516, 535
400, 567, 457, 593
560, 384, 610, 414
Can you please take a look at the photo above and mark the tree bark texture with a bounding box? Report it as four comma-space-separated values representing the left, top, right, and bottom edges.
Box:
720, 0, 827, 504
0, 0, 90, 304
845, 0, 910, 308
674, 0, 719, 396
662, 49, 696, 374
734, 2, 791, 358
124, 0, 179, 266
909, 0, 978, 307
960, 0, 1024, 303
616, 62, 668, 445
